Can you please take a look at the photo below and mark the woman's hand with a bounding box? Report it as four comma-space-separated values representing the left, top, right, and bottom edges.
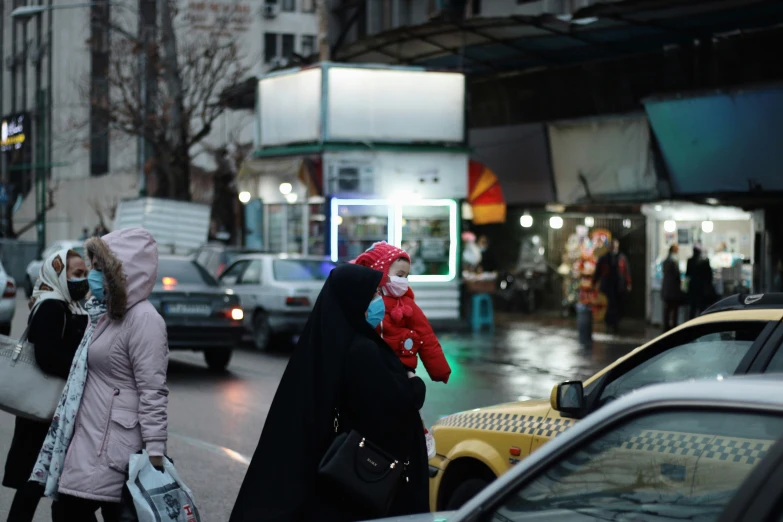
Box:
149, 455, 165, 471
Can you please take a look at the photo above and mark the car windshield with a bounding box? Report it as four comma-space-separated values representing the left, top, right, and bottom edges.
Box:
491, 409, 783, 521
157, 259, 218, 287
273, 259, 336, 282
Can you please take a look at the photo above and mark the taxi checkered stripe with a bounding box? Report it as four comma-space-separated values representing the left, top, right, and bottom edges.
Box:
622, 431, 773, 465
437, 412, 576, 437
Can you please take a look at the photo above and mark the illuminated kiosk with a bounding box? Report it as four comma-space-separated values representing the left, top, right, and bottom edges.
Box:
240, 63, 468, 321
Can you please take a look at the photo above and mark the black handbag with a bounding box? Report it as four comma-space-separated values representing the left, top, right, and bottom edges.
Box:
318, 413, 407, 517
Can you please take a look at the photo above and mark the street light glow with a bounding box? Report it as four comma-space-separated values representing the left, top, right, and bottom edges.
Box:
238, 191, 251, 204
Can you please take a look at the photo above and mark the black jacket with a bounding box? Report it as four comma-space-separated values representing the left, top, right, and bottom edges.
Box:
2, 300, 88, 489
687, 255, 714, 303
230, 264, 429, 522
661, 256, 683, 303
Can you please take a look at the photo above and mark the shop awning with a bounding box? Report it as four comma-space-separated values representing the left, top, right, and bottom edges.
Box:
468, 160, 506, 225
643, 84, 783, 197
237, 156, 323, 199
547, 114, 659, 204
332, 0, 783, 75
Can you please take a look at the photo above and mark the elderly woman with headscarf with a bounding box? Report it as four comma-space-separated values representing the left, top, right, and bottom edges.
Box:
230, 263, 429, 522
3, 248, 91, 522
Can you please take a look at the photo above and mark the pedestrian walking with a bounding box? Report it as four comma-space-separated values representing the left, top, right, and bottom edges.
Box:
593, 239, 632, 333
230, 264, 429, 522
661, 244, 682, 331
3, 249, 91, 522
686, 246, 715, 318
29, 228, 169, 522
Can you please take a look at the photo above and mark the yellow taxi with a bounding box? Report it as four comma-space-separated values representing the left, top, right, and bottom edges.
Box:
428, 293, 783, 511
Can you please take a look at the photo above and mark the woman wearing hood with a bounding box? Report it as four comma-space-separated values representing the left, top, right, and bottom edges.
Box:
230, 263, 429, 522
3, 249, 90, 522
29, 228, 169, 522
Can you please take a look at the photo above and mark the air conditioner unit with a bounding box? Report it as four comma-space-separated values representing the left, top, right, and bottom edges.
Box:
262, 2, 279, 18
327, 164, 376, 196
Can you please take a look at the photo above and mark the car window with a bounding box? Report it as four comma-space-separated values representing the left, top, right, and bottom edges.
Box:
763, 344, 783, 374
599, 324, 766, 405
157, 259, 218, 287
273, 260, 336, 281
240, 260, 263, 285
195, 249, 211, 267
219, 260, 250, 285
486, 409, 783, 522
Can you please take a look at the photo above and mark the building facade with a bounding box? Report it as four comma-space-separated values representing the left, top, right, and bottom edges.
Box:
0, 0, 317, 242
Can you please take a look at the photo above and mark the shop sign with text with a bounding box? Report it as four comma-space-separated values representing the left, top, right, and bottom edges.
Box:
0, 113, 28, 152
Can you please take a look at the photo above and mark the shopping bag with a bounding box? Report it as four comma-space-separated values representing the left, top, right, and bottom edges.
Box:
126, 450, 202, 522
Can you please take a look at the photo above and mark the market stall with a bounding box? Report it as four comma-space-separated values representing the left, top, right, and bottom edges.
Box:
643, 202, 757, 325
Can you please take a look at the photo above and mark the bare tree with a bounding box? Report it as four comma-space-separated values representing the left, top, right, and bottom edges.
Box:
85, 0, 251, 201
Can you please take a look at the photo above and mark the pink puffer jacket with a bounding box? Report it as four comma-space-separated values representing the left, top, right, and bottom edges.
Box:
58, 228, 169, 502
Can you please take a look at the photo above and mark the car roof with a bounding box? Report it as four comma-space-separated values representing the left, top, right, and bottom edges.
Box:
455, 375, 783, 521
702, 292, 783, 316
231, 253, 334, 262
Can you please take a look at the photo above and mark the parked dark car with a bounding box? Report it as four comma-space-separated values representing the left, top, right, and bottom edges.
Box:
149, 256, 245, 371
191, 243, 265, 279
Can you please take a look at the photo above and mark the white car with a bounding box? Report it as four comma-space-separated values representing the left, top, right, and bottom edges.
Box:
218, 254, 337, 351
373, 375, 783, 522
24, 240, 85, 296
0, 260, 17, 335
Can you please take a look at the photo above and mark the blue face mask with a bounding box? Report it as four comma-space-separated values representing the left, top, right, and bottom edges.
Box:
88, 269, 105, 302
365, 296, 385, 328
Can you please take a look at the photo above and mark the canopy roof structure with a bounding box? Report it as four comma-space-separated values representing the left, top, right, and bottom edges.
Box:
332, 0, 783, 75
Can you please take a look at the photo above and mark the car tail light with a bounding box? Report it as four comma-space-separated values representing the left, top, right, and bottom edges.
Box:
286, 296, 310, 307
3, 281, 16, 298
230, 308, 244, 321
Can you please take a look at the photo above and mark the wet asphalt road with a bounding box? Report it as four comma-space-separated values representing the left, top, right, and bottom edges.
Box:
0, 297, 649, 521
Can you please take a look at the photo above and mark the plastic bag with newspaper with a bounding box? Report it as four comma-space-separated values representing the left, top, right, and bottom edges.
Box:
124, 450, 202, 522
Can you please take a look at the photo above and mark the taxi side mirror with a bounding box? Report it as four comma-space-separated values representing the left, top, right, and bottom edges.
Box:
551, 381, 585, 415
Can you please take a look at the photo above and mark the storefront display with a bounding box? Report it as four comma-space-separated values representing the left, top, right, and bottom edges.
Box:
330, 198, 458, 282
558, 227, 611, 321
643, 202, 757, 325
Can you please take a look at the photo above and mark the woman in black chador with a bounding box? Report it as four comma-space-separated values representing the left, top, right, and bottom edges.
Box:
229, 264, 429, 522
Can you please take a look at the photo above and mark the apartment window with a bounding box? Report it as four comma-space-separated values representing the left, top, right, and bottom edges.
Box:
282, 0, 295, 12
301, 35, 316, 57
301, 0, 315, 12
264, 32, 278, 62
282, 34, 295, 59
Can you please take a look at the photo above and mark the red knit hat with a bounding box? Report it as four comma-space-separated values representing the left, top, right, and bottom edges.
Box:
353, 241, 411, 279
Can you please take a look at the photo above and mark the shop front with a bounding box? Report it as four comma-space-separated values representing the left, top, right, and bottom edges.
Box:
238, 62, 471, 321
643, 201, 757, 325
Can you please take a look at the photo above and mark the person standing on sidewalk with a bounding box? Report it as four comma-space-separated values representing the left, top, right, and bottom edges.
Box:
30, 228, 169, 522
3, 249, 91, 522
686, 246, 715, 318
593, 239, 632, 334
662, 244, 682, 331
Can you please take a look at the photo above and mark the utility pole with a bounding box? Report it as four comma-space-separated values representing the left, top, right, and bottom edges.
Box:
317, 0, 329, 61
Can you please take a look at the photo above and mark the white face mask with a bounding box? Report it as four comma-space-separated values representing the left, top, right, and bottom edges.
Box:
385, 276, 409, 297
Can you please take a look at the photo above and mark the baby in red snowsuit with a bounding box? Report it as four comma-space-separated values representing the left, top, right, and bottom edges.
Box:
354, 241, 452, 384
